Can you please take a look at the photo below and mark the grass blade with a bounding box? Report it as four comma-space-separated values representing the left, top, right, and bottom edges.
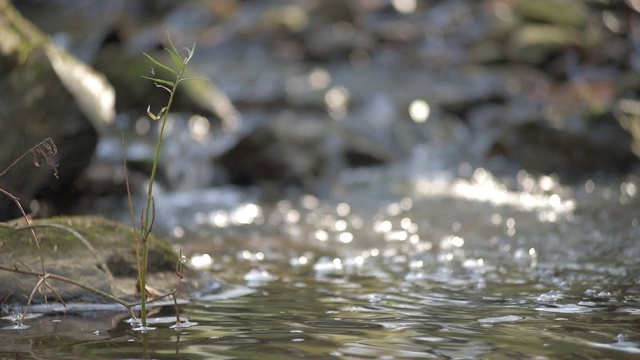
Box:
141, 76, 175, 88
167, 33, 180, 56
143, 53, 176, 75
165, 48, 184, 71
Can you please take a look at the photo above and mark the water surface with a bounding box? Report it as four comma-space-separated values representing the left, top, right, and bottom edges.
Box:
1, 166, 639, 359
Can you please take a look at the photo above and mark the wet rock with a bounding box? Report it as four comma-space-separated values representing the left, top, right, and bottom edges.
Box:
303, 22, 374, 62
0, 216, 182, 306
217, 121, 293, 186
215, 114, 397, 193
0, 216, 232, 314
489, 120, 638, 180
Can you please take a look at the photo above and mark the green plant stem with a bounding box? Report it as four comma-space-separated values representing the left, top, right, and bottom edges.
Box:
138, 66, 185, 328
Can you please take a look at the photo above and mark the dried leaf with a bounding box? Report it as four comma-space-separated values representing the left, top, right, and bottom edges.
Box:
146, 105, 157, 121
184, 43, 196, 65
29, 137, 58, 178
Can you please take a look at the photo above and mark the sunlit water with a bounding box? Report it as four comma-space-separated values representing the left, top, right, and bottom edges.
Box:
1, 164, 639, 359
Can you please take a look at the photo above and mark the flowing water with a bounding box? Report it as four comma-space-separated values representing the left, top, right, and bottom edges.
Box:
1, 156, 639, 359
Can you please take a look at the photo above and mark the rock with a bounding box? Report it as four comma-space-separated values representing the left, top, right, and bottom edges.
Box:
488, 121, 638, 180
217, 121, 292, 186
508, 24, 580, 65
615, 98, 640, 157
0, 0, 115, 220
215, 113, 397, 194
515, 0, 588, 28
260, 4, 309, 34
0, 58, 98, 219
0, 216, 219, 308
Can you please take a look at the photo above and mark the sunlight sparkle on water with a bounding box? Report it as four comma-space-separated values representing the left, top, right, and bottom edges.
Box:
240, 250, 265, 261
400, 197, 413, 210
619, 181, 637, 204
351, 216, 364, 229
172, 225, 185, 238
244, 268, 277, 283
410, 234, 421, 244
325, 86, 350, 120
209, 210, 229, 228
301, 194, 319, 209
2, 324, 30, 330
441, 168, 576, 214
409, 99, 430, 123
440, 235, 464, 249
385, 230, 408, 242
392, 0, 417, 14
336, 202, 351, 216
375, 220, 393, 233
471, 258, 484, 267
315, 229, 329, 241
339, 232, 354, 243
231, 203, 262, 225
386, 203, 402, 216
291, 255, 309, 266
188, 115, 210, 142
286, 209, 301, 224
313, 257, 344, 273
190, 253, 212, 269
308, 67, 331, 90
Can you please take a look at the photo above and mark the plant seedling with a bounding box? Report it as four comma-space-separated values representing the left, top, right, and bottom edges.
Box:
126, 34, 205, 330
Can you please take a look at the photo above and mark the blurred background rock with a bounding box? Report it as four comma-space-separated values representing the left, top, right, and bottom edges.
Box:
2, 0, 640, 220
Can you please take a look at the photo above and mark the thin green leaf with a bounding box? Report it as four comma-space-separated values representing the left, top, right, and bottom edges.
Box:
177, 77, 210, 85
167, 32, 180, 56
165, 47, 184, 71
143, 53, 176, 75
141, 75, 175, 88
183, 43, 196, 65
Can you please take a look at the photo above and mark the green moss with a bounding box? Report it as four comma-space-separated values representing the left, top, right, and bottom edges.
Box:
0, 215, 179, 273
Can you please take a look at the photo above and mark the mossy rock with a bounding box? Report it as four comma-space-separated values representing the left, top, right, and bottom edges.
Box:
515, 0, 588, 28
0, 216, 181, 306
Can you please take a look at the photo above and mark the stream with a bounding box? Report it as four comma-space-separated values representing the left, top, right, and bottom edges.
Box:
1, 158, 639, 359
2, 0, 640, 358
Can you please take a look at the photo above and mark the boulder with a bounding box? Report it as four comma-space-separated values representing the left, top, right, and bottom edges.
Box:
0, 0, 115, 220
215, 114, 398, 194
0, 216, 221, 310
489, 120, 638, 180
